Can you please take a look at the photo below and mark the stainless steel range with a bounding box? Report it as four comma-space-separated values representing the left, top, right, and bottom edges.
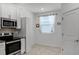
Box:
0, 32, 21, 55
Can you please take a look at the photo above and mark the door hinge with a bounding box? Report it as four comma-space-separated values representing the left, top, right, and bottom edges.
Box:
62, 33, 64, 36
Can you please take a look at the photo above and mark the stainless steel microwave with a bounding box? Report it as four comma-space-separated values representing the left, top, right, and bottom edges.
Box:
0, 17, 17, 28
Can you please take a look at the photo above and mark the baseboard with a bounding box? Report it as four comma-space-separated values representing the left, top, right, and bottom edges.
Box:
35, 42, 62, 48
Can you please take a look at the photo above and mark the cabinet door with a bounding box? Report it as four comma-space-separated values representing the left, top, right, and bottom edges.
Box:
1, 4, 11, 18
21, 38, 26, 54
16, 6, 22, 29
9, 5, 17, 19
0, 43, 5, 55
0, 4, 17, 19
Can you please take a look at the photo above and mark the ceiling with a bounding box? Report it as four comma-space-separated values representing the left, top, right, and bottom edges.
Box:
25, 3, 62, 13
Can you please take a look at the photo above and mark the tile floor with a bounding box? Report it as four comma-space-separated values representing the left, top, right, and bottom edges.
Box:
27, 44, 63, 55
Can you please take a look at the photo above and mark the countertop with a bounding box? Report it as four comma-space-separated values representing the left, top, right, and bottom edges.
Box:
0, 40, 5, 43
0, 36, 26, 43
13, 36, 26, 39
13, 36, 26, 41
13, 37, 21, 40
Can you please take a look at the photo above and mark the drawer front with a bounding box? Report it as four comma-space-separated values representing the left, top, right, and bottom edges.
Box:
0, 43, 5, 55
0, 48, 5, 55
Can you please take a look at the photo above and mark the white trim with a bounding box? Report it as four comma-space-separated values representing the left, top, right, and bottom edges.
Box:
63, 7, 79, 15
6, 40, 20, 44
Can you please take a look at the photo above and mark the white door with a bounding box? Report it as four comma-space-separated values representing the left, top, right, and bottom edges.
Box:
62, 36, 76, 55
74, 40, 79, 55
62, 9, 79, 55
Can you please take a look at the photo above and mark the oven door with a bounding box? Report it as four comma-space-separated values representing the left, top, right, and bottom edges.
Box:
6, 40, 21, 55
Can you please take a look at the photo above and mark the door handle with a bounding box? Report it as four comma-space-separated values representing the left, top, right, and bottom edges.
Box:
62, 33, 64, 36
74, 40, 79, 43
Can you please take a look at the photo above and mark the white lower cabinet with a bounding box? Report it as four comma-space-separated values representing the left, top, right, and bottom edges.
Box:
0, 42, 5, 55
21, 38, 26, 54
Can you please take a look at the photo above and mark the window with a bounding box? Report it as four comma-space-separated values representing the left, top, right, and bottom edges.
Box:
40, 15, 55, 33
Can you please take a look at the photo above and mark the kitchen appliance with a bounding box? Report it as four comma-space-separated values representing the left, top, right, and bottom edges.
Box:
6, 40, 21, 55
0, 17, 17, 28
0, 32, 21, 55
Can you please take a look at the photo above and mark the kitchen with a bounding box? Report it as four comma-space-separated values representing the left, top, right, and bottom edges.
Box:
0, 3, 28, 55
0, 3, 79, 55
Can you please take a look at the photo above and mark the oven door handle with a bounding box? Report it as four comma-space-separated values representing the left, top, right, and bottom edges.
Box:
6, 40, 20, 44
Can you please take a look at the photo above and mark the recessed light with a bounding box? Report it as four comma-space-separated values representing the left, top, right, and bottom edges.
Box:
40, 8, 44, 11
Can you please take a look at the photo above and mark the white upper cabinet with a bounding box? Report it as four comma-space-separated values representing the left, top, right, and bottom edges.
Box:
0, 4, 22, 29
0, 4, 17, 19
0, 4, 29, 29
16, 5, 22, 29
9, 5, 17, 19
16, 5, 28, 29
1, 4, 11, 18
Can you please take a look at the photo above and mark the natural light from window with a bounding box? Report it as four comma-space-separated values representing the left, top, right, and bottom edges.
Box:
40, 15, 55, 33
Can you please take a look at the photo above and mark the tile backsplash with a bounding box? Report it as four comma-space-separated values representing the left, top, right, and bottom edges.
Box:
0, 28, 17, 33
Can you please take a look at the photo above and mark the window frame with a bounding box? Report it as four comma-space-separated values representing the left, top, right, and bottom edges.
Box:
39, 15, 56, 34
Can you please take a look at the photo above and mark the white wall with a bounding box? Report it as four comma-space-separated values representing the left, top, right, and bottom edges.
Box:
34, 10, 62, 47
62, 3, 79, 13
